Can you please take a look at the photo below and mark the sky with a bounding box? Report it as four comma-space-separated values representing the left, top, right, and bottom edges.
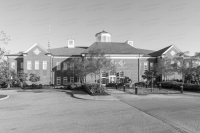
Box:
0, 0, 200, 55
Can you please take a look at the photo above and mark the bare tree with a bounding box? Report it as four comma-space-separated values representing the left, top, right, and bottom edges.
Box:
0, 31, 11, 45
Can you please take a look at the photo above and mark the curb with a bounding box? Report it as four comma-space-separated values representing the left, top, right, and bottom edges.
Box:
0, 95, 9, 101
69, 91, 118, 101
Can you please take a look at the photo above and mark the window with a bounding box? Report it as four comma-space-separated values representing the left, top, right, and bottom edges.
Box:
70, 77, 74, 83
27, 61, 32, 70
70, 63, 74, 70
57, 62, 61, 70
11, 62, 15, 69
63, 77, 68, 85
20, 62, 23, 69
35, 61, 39, 70
144, 62, 148, 70
63, 62, 68, 70
77, 77, 80, 83
102, 72, 106, 77
57, 77, 61, 85
110, 70, 116, 76
150, 62, 153, 70
69, 40, 73, 45
43, 61, 47, 70
120, 71, 124, 77
102, 36, 106, 42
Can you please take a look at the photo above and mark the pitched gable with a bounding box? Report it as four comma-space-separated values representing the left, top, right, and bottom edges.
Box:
148, 45, 172, 57
23, 43, 49, 54
148, 45, 181, 58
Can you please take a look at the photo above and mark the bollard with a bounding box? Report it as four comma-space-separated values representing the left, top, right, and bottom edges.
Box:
116, 84, 118, 89
123, 84, 125, 92
180, 84, 183, 93
159, 83, 161, 90
135, 84, 138, 95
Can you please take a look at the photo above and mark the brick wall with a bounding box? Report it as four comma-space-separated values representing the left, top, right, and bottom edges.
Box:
24, 45, 51, 85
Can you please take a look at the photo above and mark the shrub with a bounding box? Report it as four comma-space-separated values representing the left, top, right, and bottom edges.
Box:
106, 83, 117, 87
83, 83, 107, 95
158, 81, 200, 92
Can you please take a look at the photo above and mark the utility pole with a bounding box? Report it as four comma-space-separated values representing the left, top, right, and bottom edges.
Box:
48, 25, 50, 49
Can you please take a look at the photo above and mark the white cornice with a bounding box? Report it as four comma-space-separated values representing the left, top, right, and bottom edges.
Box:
23, 42, 50, 54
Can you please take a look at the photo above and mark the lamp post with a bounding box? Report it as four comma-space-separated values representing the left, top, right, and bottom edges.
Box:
151, 71, 154, 92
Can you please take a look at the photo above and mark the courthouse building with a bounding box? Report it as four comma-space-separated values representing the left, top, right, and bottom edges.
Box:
6, 31, 181, 85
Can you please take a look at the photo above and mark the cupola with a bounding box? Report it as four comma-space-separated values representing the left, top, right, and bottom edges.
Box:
95, 30, 111, 42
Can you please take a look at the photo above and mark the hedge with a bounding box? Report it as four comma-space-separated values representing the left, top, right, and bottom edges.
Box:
157, 81, 200, 92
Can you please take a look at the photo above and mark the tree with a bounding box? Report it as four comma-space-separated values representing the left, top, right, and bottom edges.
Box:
0, 31, 11, 45
72, 49, 116, 86
172, 51, 196, 84
29, 73, 40, 83
142, 70, 156, 91
0, 60, 16, 88
85, 49, 116, 86
72, 58, 90, 83
0, 31, 11, 88
154, 57, 174, 81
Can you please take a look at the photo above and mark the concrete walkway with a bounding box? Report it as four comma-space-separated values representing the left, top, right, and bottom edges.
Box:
108, 87, 200, 133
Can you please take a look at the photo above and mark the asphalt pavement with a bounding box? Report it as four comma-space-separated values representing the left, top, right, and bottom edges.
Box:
0, 88, 182, 133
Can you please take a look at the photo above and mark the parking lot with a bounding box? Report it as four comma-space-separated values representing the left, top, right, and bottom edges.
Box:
0, 89, 183, 133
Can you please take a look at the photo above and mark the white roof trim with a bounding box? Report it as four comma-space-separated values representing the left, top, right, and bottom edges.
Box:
172, 44, 181, 53
23, 43, 50, 54
162, 45, 173, 55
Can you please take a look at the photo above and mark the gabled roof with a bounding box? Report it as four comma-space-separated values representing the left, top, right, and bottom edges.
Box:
82, 42, 143, 55
48, 46, 88, 56
136, 48, 155, 57
148, 45, 172, 57
5, 52, 23, 56
23, 43, 50, 54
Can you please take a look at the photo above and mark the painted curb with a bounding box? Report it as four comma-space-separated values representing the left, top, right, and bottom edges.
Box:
70, 92, 118, 101
0, 95, 9, 101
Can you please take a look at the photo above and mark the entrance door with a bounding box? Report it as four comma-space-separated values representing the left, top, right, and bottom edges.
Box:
109, 76, 116, 83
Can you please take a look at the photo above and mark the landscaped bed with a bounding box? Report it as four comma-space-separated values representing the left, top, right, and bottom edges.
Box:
54, 83, 109, 96
124, 87, 181, 95
0, 95, 8, 99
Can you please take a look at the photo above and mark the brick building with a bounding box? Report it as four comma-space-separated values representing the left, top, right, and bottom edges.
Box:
6, 31, 181, 85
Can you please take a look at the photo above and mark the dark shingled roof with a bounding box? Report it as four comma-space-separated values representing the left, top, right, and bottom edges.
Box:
148, 45, 172, 57
5, 52, 23, 56
82, 42, 143, 54
136, 48, 155, 57
48, 46, 88, 56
